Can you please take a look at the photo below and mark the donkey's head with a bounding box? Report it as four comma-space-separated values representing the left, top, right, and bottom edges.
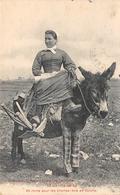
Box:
78, 62, 116, 119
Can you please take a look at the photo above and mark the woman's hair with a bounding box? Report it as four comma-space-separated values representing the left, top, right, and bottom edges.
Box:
45, 30, 57, 40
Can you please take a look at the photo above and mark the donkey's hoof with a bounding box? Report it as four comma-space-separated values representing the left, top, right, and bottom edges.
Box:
11, 160, 18, 167
20, 159, 26, 164
72, 167, 79, 174
65, 172, 74, 178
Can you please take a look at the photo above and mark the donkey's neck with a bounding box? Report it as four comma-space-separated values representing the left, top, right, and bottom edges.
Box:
72, 79, 91, 117
73, 79, 89, 104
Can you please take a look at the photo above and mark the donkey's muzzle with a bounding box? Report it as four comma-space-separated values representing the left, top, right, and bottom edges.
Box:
99, 111, 108, 119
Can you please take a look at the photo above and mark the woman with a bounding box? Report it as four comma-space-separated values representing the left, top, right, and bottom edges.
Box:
32, 30, 76, 75
32, 30, 80, 118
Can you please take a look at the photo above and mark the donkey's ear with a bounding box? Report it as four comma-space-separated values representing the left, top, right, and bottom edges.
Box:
78, 66, 93, 79
101, 62, 116, 80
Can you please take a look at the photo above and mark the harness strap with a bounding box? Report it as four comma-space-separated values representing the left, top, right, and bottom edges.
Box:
76, 80, 92, 114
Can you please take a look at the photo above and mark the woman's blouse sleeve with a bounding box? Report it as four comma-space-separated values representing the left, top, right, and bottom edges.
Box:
32, 52, 42, 76
62, 51, 76, 71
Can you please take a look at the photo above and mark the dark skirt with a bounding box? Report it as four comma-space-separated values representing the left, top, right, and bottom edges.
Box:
24, 70, 73, 117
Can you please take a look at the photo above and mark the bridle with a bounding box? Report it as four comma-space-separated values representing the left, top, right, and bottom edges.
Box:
76, 79, 100, 115
76, 79, 92, 115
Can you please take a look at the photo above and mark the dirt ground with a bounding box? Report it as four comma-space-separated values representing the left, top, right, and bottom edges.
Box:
0, 79, 120, 194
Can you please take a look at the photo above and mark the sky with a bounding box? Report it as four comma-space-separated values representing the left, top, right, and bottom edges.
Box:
0, 0, 120, 80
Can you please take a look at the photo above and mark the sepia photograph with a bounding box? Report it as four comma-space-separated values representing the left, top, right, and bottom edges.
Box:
0, 0, 120, 194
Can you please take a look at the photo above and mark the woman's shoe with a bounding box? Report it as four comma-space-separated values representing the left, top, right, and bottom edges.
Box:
65, 102, 81, 112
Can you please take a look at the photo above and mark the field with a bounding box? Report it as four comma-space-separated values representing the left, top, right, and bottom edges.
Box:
0, 79, 120, 194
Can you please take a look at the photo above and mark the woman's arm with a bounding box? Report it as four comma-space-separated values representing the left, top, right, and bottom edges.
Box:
32, 52, 42, 76
62, 51, 77, 80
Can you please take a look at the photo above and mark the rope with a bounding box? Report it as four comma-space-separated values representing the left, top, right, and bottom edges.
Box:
76, 80, 92, 114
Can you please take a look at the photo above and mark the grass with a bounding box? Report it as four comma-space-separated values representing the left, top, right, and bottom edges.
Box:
0, 79, 120, 188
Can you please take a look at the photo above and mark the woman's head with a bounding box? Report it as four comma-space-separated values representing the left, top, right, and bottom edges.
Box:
45, 30, 57, 48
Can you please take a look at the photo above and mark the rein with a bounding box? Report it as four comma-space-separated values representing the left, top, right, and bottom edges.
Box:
76, 80, 92, 114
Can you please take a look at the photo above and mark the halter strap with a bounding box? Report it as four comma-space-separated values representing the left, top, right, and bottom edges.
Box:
76, 80, 92, 114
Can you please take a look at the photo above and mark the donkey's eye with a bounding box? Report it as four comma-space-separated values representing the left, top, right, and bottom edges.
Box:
91, 90, 100, 102
92, 90, 98, 98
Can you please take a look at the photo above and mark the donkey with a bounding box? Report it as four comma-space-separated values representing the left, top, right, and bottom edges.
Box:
11, 62, 116, 176
61, 62, 116, 176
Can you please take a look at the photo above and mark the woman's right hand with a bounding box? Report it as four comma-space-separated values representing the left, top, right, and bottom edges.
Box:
34, 72, 58, 83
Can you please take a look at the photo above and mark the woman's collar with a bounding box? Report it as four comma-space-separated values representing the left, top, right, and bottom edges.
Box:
46, 45, 57, 54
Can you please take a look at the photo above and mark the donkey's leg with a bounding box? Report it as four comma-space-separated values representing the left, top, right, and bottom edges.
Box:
18, 138, 25, 160
62, 126, 73, 176
11, 131, 17, 161
71, 129, 80, 174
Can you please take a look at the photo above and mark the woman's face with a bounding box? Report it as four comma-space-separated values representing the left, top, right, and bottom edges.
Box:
45, 33, 57, 48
